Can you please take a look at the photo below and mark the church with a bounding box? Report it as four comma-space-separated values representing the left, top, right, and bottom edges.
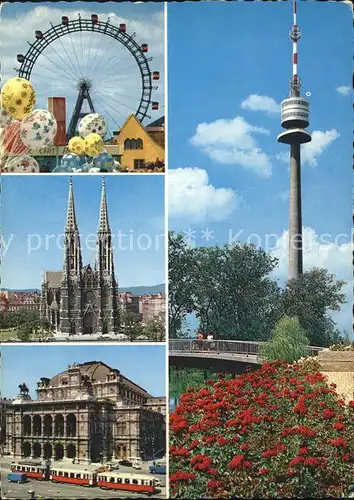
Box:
40, 178, 120, 336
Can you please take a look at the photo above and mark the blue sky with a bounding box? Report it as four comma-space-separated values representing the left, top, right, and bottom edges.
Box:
1, 2, 164, 134
1, 175, 165, 289
168, 1, 352, 333
1, 345, 166, 399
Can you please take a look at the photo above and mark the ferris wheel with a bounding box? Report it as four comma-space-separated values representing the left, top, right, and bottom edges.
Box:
15, 13, 161, 141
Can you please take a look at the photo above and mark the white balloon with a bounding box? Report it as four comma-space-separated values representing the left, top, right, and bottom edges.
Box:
78, 113, 107, 138
5, 154, 39, 173
20, 109, 57, 148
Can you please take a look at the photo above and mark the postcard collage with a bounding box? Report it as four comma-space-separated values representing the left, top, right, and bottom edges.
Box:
0, 1, 353, 499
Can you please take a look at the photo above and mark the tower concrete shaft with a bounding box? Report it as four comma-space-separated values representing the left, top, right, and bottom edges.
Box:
289, 143, 303, 278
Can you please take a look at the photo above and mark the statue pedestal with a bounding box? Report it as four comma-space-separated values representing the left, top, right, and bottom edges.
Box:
318, 350, 354, 404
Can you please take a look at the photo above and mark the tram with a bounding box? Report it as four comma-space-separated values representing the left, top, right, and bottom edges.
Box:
49, 466, 96, 486
97, 472, 157, 494
11, 463, 48, 480
10, 462, 160, 495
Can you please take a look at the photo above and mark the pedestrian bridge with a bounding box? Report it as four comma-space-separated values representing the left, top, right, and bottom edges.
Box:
169, 339, 324, 370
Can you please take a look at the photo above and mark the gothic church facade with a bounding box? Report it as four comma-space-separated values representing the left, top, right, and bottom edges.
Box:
40, 178, 120, 336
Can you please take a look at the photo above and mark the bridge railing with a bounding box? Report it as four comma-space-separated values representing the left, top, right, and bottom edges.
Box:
169, 339, 323, 358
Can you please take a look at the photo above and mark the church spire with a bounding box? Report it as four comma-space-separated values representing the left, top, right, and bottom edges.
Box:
66, 177, 78, 232
98, 177, 110, 233
63, 177, 82, 274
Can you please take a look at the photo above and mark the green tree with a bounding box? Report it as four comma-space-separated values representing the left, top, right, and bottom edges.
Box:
144, 312, 166, 342
281, 268, 346, 347
260, 316, 309, 363
168, 232, 195, 338
192, 244, 281, 340
122, 311, 143, 342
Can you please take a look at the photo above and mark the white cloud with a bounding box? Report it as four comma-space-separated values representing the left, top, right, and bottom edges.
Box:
271, 226, 352, 332
168, 167, 240, 223
0, 5, 164, 131
274, 190, 289, 203
241, 94, 280, 115
190, 116, 272, 177
276, 129, 340, 167
336, 85, 351, 96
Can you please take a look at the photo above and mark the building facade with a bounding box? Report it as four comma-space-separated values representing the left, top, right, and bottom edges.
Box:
1, 291, 40, 313
5, 361, 166, 464
139, 294, 166, 324
117, 114, 165, 171
40, 178, 120, 336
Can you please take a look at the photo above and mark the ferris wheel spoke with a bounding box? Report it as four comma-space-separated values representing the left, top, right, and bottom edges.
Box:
44, 34, 80, 81
87, 28, 112, 76
67, 32, 84, 78
28, 61, 77, 88
91, 45, 131, 77
98, 88, 142, 104
94, 95, 126, 129
96, 89, 141, 117
84, 27, 95, 79
34, 46, 78, 83
94, 53, 139, 80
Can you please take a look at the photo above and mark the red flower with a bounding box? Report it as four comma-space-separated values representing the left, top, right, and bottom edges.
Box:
322, 409, 336, 419
298, 447, 308, 455
289, 456, 304, 467
170, 471, 196, 482
259, 468, 270, 475
333, 422, 346, 432
228, 455, 252, 470
349, 400, 354, 408
304, 457, 321, 467
208, 479, 221, 490
330, 437, 347, 448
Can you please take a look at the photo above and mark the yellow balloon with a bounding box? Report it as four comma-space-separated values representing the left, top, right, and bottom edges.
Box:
85, 133, 104, 157
68, 136, 85, 156
1, 77, 36, 120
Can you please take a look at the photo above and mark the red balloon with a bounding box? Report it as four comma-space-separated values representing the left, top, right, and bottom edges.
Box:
3, 121, 27, 155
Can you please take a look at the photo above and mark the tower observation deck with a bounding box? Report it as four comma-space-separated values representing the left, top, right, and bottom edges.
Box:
277, 0, 312, 280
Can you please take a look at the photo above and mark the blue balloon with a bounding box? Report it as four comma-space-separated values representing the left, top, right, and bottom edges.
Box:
54, 153, 83, 173
93, 152, 115, 172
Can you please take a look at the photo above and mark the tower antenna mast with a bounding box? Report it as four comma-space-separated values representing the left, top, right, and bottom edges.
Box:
277, 0, 312, 280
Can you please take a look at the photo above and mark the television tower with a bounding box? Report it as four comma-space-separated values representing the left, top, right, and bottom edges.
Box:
277, 0, 312, 280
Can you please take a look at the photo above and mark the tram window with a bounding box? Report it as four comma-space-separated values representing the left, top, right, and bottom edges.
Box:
149, 481, 153, 486
75, 473, 81, 479
117, 478, 122, 484
70, 473, 75, 478
109, 477, 115, 483
132, 479, 138, 485
125, 479, 130, 484
64, 472, 69, 477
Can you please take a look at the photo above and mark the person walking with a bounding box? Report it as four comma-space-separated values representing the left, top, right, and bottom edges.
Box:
206, 332, 214, 351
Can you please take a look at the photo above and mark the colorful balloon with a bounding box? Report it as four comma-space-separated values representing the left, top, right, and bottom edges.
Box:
55, 152, 83, 173
0, 97, 12, 127
68, 136, 86, 156
84, 133, 104, 157
93, 151, 115, 172
78, 113, 107, 138
5, 154, 39, 173
1, 77, 36, 120
20, 109, 57, 148
1, 121, 27, 156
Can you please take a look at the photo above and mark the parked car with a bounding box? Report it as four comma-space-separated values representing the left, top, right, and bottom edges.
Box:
149, 463, 166, 475
118, 459, 132, 467
7, 472, 27, 483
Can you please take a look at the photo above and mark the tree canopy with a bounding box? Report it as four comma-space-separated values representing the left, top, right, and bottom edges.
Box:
168, 232, 347, 347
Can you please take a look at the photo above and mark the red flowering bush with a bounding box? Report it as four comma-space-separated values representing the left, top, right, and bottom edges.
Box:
169, 361, 354, 498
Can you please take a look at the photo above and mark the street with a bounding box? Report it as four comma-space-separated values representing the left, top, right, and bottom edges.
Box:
1, 479, 166, 499
0, 459, 167, 499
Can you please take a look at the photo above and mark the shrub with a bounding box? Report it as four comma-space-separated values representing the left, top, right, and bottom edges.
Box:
169, 361, 354, 498
260, 316, 309, 363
